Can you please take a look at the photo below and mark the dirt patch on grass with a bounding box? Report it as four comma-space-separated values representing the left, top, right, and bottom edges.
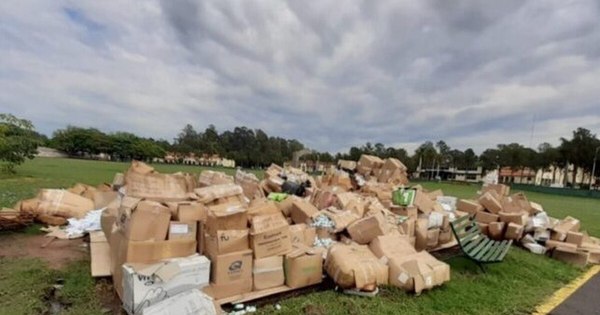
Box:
0, 234, 87, 269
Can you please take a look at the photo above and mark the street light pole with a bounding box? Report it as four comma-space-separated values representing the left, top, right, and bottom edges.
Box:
591, 146, 600, 191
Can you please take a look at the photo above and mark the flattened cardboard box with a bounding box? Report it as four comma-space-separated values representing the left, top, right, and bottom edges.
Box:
250, 214, 292, 259
284, 246, 323, 289
204, 229, 249, 257
37, 189, 95, 219
122, 254, 210, 315
90, 231, 111, 277
553, 247, 589, 267
253, 256, 284, 290
210, 249, 253, 284
125, 170, 191, 201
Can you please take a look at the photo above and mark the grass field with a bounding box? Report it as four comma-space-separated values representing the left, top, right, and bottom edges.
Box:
1, 157, 599, 314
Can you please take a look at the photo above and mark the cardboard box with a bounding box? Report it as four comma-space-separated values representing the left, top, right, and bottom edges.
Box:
475, 211, 499, 224
478, 192, 503, 214
400, 218, 416, 236
168, 221, 197, 241
290, 200, 319, 225
250, 214, 292, 258
110, 229, 197, 298
194, 184, 244, 204
426, 228, 440, 249
122, 254, 210, 315
119, 200, 171, 242
392, 206, 418, 219
488, 222, 506, 240
358, 155, 384, 171
325, 244, 388, 289
482, 184, 510, 197
504, 223, 524, 240
92, 191, 118, 209
284, 246, 324, 288
275, 195, 298, 217
347, 212, 387, 244
247, 199, 281, 219
552, 216, 581, 241
456, 199, 484, 215
413, 190, 435, 214
553, 247, 589, 267
388, 251, 450, 294
253, 256, 284, 290
369, 235, 416, 261
90, 231, 111, 277
289, 224, 316, 247
125, 166, 191, 201
141, 289, 217, 315
205, 204, 247, 236
545, 240, 577, 251
204, 230, 249, 257
210, 249, 253, 284
566, 231, 584, 247
203, 278, 253, 300
415, 218, 428, 251
37, 189, 95, 219
499, 211, 528, 226
477, 223, 489, 236
438, 228, 453, 244
176, 202, 207, 222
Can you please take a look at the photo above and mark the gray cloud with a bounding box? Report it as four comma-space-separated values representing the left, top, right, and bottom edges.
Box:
1, 0, 599, 154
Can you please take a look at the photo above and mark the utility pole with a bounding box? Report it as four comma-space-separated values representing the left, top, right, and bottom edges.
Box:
590, 146, 600, 191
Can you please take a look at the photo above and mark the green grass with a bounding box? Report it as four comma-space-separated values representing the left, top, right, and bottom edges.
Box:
0, 157, 258, 208
0, 258, 105, 315
258, 248, 581, 315
1, 158, 599, 314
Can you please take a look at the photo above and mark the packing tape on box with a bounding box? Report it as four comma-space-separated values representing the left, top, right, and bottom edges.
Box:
398, 273, 409, 284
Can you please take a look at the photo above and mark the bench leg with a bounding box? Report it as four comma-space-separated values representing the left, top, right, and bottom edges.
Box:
477, 263, 486, 274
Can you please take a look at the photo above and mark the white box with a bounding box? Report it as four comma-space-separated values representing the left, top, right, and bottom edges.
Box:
142, 289, 217, 315
123, 254, 211, 315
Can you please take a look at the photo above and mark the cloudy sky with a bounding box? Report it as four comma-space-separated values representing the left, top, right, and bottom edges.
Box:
1, 1, 600, 154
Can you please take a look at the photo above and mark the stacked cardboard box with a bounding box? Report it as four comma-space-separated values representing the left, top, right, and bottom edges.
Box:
458, 183, 600, 267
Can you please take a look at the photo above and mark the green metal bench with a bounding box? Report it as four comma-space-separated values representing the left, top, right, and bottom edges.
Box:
450, 214, 512, 272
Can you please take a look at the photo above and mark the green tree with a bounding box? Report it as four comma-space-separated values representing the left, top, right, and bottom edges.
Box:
0, 113, 40, 173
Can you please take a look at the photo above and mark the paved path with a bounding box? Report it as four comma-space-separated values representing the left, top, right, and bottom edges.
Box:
550, 271, 600, 315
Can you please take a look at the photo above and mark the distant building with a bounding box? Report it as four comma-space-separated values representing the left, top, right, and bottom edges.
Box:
35, 146, 68, 158
498, 167, 537, 184
415, 166, 483, 182
496, 164, 595, 188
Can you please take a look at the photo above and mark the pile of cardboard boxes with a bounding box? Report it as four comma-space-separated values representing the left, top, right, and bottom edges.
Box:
11, 154, 600, 313
457, 183, 600, 267
93, 155, 458, 313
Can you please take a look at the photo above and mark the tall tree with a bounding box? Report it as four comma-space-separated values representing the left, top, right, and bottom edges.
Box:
0, 113, 40, 173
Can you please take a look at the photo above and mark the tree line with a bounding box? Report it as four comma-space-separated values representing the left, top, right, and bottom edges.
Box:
1, 113, 599, 186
